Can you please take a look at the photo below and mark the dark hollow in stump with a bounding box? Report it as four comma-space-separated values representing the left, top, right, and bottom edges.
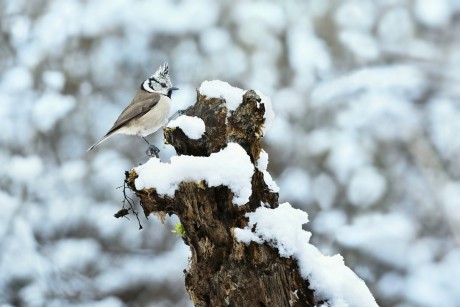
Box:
126, 90, 316, 307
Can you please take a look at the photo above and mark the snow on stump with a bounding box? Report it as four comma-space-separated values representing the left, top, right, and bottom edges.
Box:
125, 80, 378, 307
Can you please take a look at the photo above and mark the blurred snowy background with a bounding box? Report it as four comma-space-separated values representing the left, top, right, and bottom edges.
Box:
1, 0, 460, 306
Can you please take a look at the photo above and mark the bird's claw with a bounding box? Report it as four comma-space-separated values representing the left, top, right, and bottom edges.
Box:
146, 145, 160, 158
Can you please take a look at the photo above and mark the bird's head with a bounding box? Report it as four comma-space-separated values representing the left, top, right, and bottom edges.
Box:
142, 62, 179, 96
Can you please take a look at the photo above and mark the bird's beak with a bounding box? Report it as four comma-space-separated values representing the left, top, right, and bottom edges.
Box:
167, 87, 179, 98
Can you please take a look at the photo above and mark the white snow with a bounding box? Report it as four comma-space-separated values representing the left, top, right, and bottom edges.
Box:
199, 80, 246, 111
134, 143, 254, 206
326, 134, 371, 184
278, 168, 312, 204
262, 171, 279, 193
0, 217, 43, 281
414, 0, 451, 28
404, 249, 460, 306
334, 1, 375, 31
312, 174, 337, 210
377, 8, 414, 44
199, 27, 231, 54
0, 66, 33, 93
311, 65, 426, 106
235, 203, 378, 306
42, 70, 65, 91
9, 15, 31, 46
428, 98, 460, 161
9, 155, 44, 183
306, 129, 336, 156
377, 272, 406, 298
48, 238, 101, 271
0, 191, 19, 238
95, 241, 191, 290
336, 91, 419, 142
232, 2, 286, 34
59, 160, 87, 183
32, 92, 76, 132
256, 149, 269, 171
440, 182, 460, 230
311, 210, 347, 235
336, 213, 417, 268
271, 88, 306, 119
256, 149, 279, 193
347, 166, 387, 208
167, 115, 205, 140
338, 30, 380, 61
287, 20, 332, 88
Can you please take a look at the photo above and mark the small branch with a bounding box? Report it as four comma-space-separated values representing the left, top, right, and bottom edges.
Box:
116, 176, 143, 230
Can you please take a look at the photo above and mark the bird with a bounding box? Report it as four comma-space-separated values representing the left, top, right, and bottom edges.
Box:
87, 63, 179, 157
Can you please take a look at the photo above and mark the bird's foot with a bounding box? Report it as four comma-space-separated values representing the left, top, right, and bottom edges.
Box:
146, 145, 160, 158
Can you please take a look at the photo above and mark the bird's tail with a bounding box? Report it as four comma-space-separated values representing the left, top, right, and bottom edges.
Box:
87, 133, 113, 152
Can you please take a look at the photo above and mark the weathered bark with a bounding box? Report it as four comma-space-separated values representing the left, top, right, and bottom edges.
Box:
126, 90, 316, 306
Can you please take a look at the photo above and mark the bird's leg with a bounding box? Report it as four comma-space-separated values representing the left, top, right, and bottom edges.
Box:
138, 134, 160, 158
168, 109, 186, 122
140, 135, 150, 145
145, 145, 160, 158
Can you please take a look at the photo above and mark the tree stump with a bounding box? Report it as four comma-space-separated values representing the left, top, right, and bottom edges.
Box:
125, 89, 316, 306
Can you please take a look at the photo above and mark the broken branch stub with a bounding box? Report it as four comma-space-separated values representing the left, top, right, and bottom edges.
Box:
165, 90, 266, 161
125, 89, 315, 306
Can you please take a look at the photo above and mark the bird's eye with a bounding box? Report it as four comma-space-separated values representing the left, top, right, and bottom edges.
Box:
161, 83, 167, 88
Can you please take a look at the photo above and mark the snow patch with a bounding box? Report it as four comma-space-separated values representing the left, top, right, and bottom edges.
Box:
256, 149, 280, 193
199, 80, 246, 111
256, 149, 269, 171
167, 115, 205, 140
255, 149, 279, 193
262, 171, 279, 193
235, 203, 378, 306
135, 143, 254, 206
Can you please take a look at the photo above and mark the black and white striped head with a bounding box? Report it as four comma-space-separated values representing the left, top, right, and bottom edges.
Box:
142, 63, 174, 95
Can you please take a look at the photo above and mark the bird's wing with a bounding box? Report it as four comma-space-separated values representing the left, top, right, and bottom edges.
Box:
105, 90, 162, 136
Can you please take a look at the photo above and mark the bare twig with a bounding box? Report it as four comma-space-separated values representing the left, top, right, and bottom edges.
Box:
116, 180, 143, 230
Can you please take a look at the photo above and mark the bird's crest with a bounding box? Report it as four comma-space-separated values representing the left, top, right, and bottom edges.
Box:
156, 62, 169, 77
142, 62, 172, 94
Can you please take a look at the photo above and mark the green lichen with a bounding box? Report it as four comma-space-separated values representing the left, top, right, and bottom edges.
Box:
171, 222, 186, 238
